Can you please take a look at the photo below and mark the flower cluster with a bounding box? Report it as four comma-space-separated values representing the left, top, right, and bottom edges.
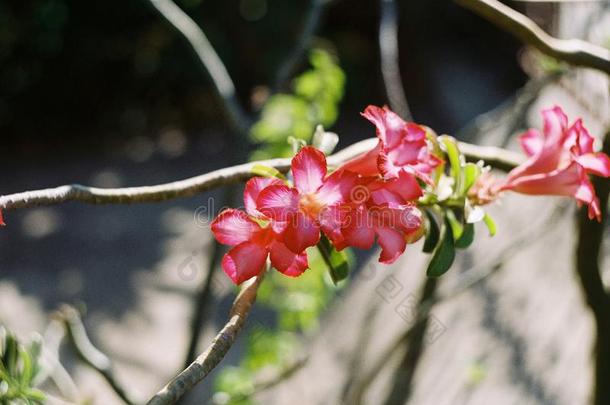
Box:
212, 105, 610, 284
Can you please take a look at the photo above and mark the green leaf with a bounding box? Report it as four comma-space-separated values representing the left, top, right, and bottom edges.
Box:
24, 388, 45, 402
455, 223, 475, 249
317, 236, 349, 285
483, 213, 497, 236
422, 210, 440, 253
426, 218, 456, 277
250, 164, 287, 181
460, 162, 481, 195
445, 209, 464, 240
26, 336, 42, 383
4, 334, 18, 376
18, 348, 33, 385
439, 135, 462, 194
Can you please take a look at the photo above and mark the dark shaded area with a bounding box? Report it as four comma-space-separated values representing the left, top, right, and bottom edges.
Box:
1, 0, 525, 161
575, 133, 610, 405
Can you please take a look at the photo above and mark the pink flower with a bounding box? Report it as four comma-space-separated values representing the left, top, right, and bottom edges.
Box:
498, 106, 610, 221
256, 146, 358, 254
339, 105, 442, 183
211, 177, 308, 284
338, 171, 424, 263
0, 210, 4, 226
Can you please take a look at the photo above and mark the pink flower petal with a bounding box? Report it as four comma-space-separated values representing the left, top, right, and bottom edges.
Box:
282, 211, 321, 253
588, 197, 601, 222
316, 169, 359, 206
222, 241, 268, 284
257, 184, 299, 221
566, 119, 595, 154
378, 171, 423, 202
369, 186, 404, 206
519, 129, 543, 157
575, 153, 610, 177
244, 177, 284, 217
574, 178, 595, 205
393, 204, 423, 233
404, 122, 427, 142
319, 204, 350, 246
211, 209, 261, 246
269, 241, 308, 277
341, 205, 375, 250
362, 105, 405, 149
292, 146, 327, 194
377, 150, 402, 179
376, 226, 406, 264
378, 148, 437, 185
504, 163, 582, 197
542, 106, 568, 145
338, 142, 382, 177
386, 138, 424, 166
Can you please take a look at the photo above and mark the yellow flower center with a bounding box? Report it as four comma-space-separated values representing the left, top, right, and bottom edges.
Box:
299, 193, 325, 219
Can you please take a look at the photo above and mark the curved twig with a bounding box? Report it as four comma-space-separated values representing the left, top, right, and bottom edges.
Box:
182, 238, 222, 369
57, 305, 138, 405
0, 139, 522, 212
379, 0, 412, 121
147, 270, 266, 405
273, 0, 330, 91
454, 0, 610, 74
147, 0, 250, 134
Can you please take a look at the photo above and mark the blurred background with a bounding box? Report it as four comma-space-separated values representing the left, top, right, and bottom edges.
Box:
0, 1, 609, 404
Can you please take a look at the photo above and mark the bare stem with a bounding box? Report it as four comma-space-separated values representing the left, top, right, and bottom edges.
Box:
379, 0, 412, 121
0, 139, 522, 212
146, 270, 266, 405
57, 305, 137, 405
182, 238, 222, 369
454, 0, 610, 74
147, 0, 250, 134
273, 0, 329, 91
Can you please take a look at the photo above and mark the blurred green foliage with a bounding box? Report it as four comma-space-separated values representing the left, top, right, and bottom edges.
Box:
0, 328, 45, 405
250, 48, 345, 159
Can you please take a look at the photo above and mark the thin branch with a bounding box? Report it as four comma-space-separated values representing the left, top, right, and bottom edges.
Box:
40, 321, 82, 403
454, 0, 610, 74
147, 270, 266, 405
57, 305, 137, 405
182, 237, 222, 369
0, 157, 291, 211
273, 0, 330, 91
458, 141, 523, 171
381, 276, 438, 405
0, 139, 522, 212
379, 0, 412, 121
228, 355, 309, 403
147, 0, 250, 134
